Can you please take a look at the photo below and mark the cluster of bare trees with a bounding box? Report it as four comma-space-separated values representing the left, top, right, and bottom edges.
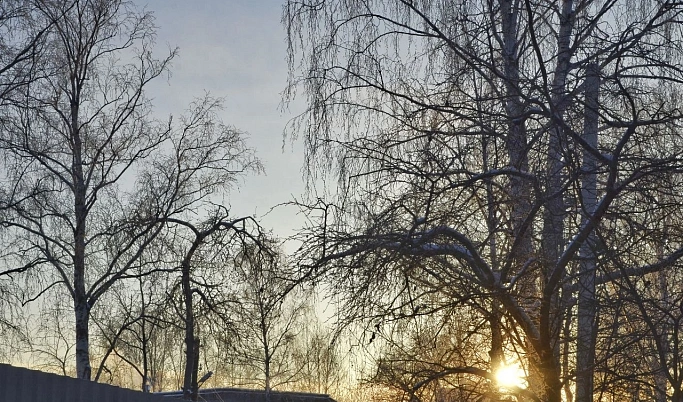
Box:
7, 0, 682, 401
284, 0, 683, 401
0, 2, 346, 402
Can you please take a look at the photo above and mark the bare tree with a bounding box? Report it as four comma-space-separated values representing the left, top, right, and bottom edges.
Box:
129, 94, 262, 400
230, 242, 308, 399
290, 314, 345, 397
284, 1, 683, 401
0, 0, 177, 379
169, 212, 265, 401
91, 266, 175, 391
0, 0, 264, 386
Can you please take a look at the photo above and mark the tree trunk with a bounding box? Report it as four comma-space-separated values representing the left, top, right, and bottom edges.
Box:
74, 225, 90, 380
182, 258, 195, 400
263, 323, 272, 402
576, 62, 600, 402
540, 2, 575, 399
191, 339, 200, 401
72, 71, 91, 380
141, 286, 150, 392
654, 255, 669, 402
499, 0, 544, 397
74, 298, 91, 380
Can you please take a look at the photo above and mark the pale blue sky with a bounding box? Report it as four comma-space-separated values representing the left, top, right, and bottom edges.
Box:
135, 0, 308, 240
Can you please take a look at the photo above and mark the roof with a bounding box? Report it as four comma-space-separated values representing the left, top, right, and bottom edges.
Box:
0, 363, 166, 402
157, 387, 337, 402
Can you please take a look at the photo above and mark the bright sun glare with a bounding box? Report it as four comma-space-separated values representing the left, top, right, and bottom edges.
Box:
495, 364, 527, 390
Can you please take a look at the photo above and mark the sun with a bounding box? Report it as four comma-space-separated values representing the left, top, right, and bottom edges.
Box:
495, 363, 527, 390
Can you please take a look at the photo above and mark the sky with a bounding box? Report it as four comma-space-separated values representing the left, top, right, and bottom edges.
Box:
133, 0, 308, 241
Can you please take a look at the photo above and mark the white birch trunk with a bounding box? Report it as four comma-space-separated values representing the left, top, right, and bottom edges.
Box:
74, 300, 91, 380
576, 62, 600, 402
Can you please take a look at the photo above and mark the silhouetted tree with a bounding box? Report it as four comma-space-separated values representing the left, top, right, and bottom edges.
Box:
132, 95, 262, 400
0, 0, 176, 379
284, 1, 683, 401
231, 242, 308, 398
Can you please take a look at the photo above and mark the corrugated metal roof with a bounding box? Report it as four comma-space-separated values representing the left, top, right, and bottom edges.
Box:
158, 387, 337, 402
0, 363, 166, 402
0, 364, 338, 402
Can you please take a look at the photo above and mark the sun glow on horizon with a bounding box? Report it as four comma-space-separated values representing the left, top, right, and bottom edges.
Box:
495, 363, 527, 390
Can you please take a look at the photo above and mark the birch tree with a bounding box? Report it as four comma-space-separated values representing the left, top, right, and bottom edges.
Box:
92, 268, 174, 391
290, 316, 345, 397
0, 1, 264, 387
231, 242, 308, 397
168, 212, 266, 401
0, 0, 177, 379
284, 1, 683, 401
130, 95, 262, 400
